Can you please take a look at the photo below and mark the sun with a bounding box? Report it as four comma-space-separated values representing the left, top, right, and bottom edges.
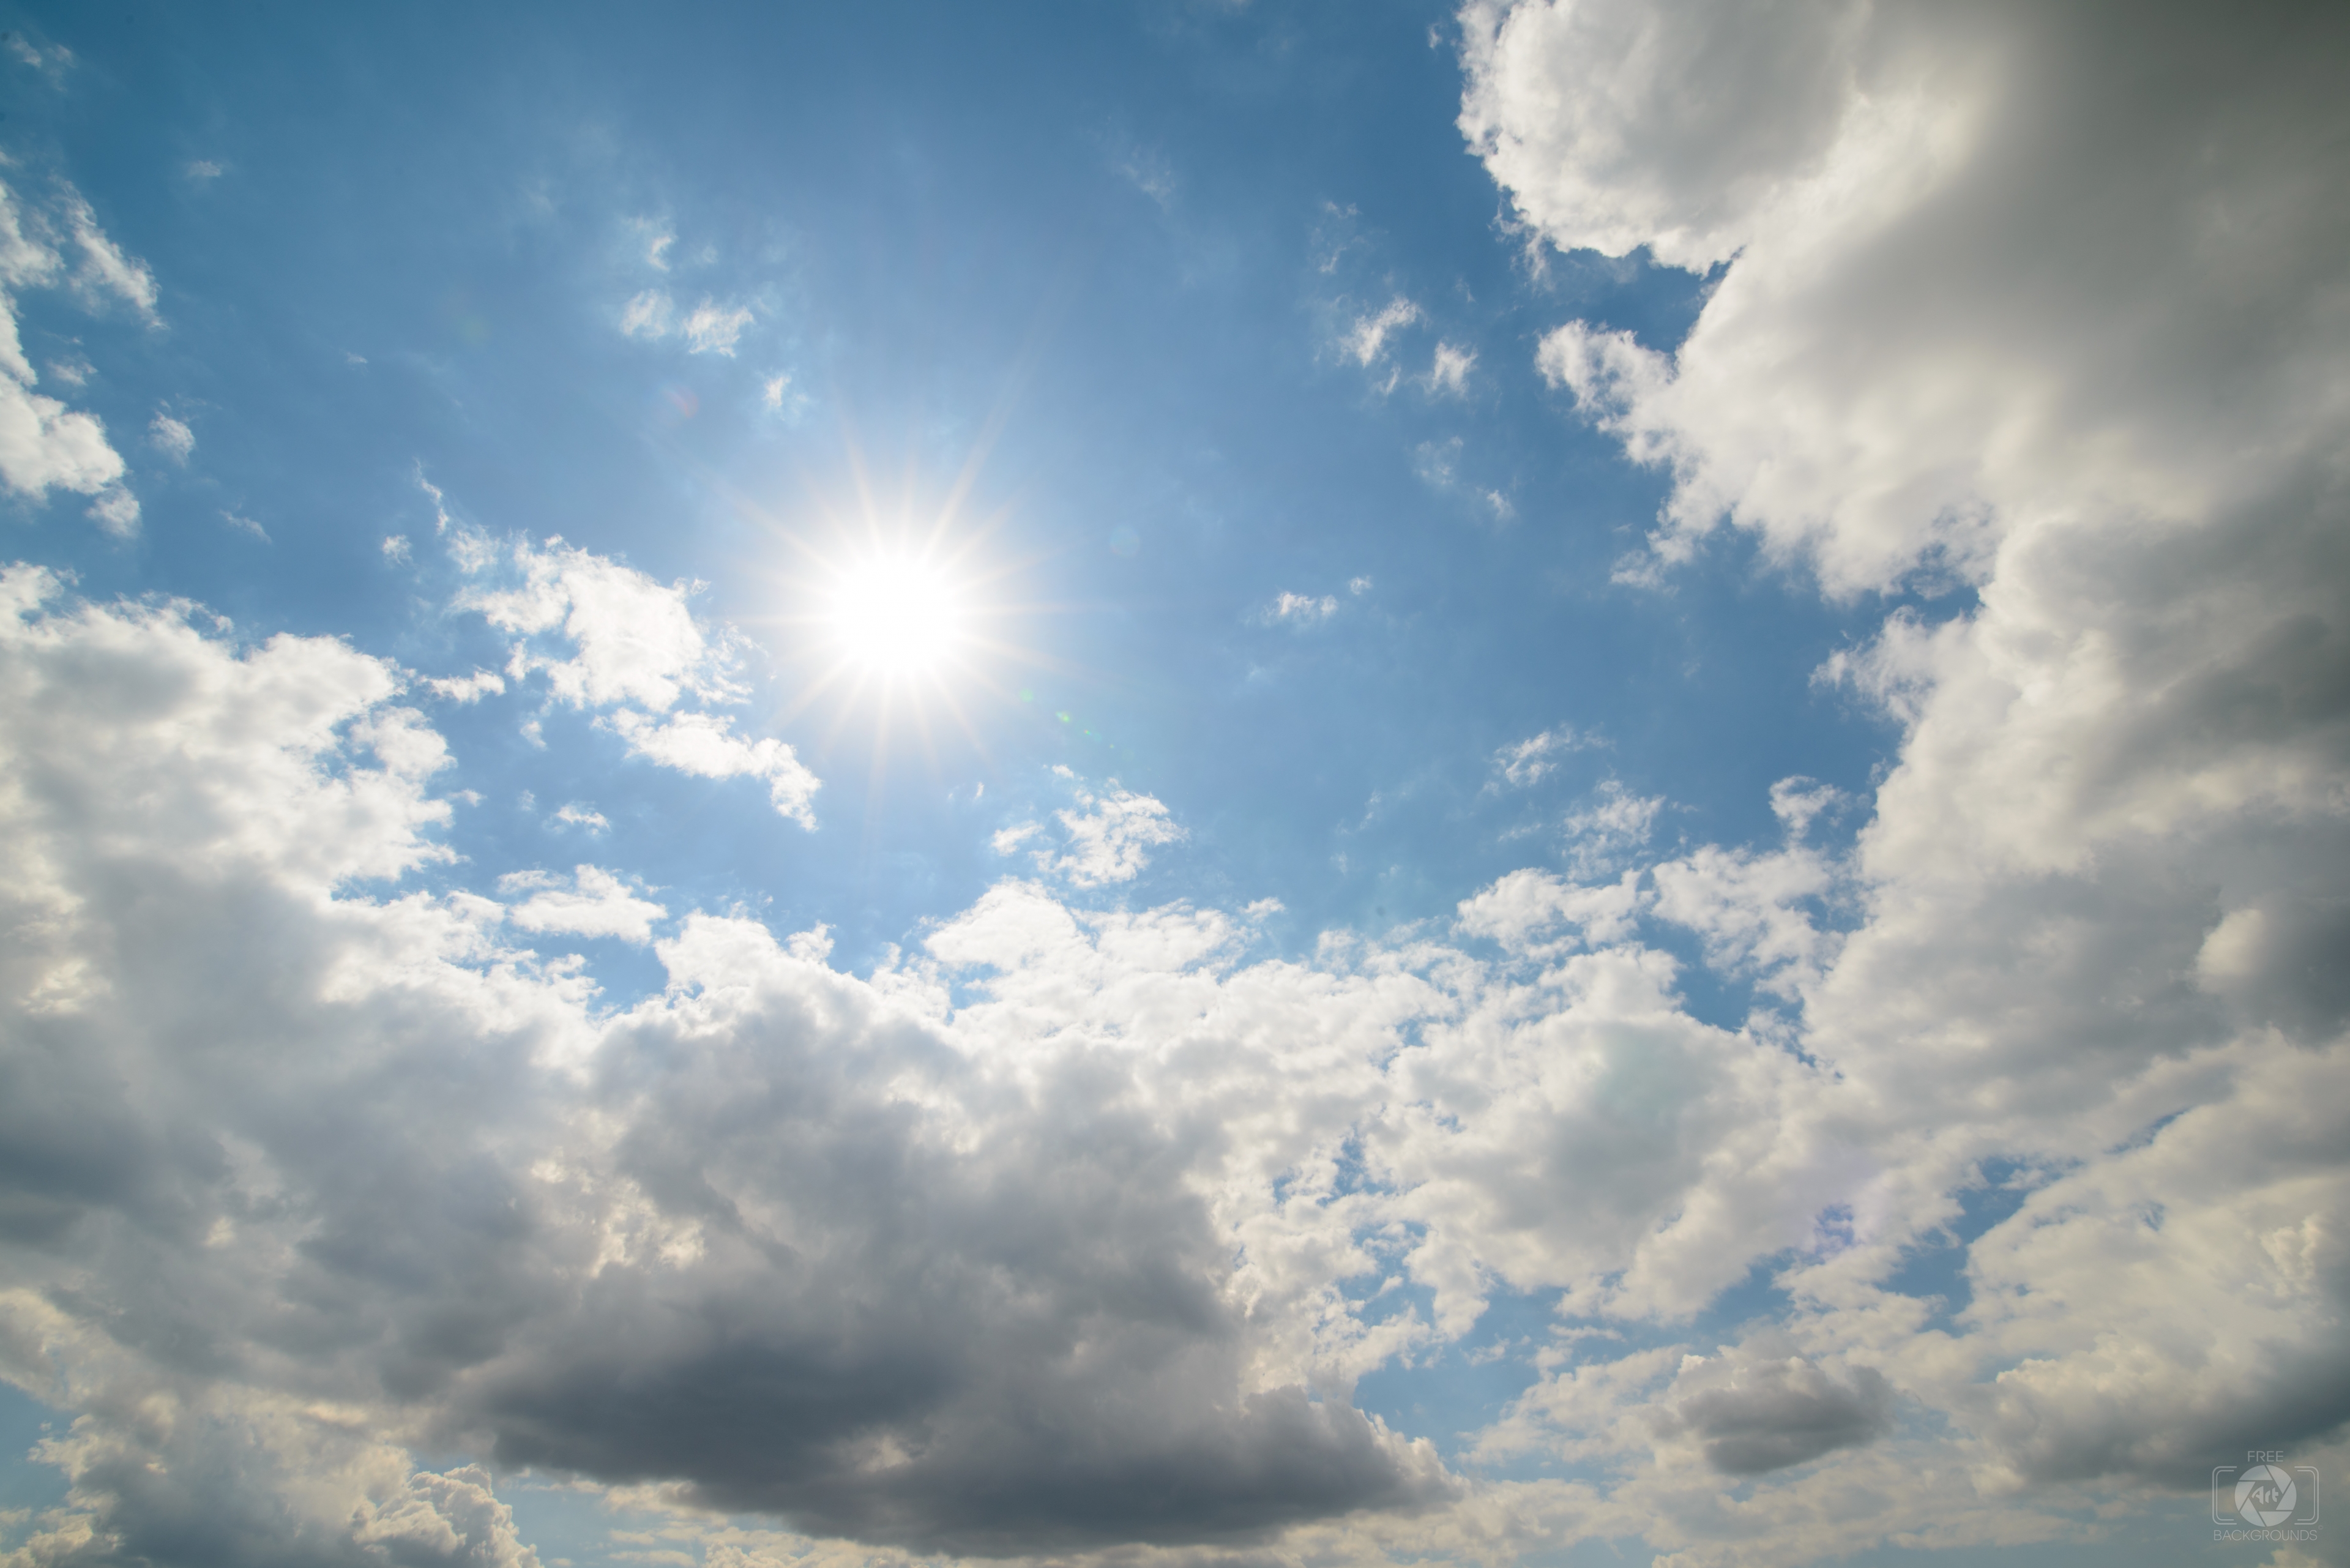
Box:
828, 553, 966, 677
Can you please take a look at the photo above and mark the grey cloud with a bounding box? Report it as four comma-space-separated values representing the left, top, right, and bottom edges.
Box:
1653, 1351, 1895, 1475
0, 584, 1452, 1559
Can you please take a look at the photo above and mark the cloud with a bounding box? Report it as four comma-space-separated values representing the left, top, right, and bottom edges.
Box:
621, 289, 756, 356
83, 487, 140, 536
147, 411, 194, 462
1650, 1344, 1896, 1476
605, 709, 821, 827
449, 532, 821, 826
551, 801, 609, 834
1463, 0, 2350, 1543
1256, 590, 1337, 627
0, 588, 1472, 1556
1411, 436, 1514, 523
185, 159, 224, 182
423, 667, 505, 703
221, 509, 267, 542
0, 179, 140, 528
1427, 340, 1475, 395
1343, 296, 1420, 367
10, 557, 2341, 1564
1559, 778, 1662, 877
499, 864, 665, 944
682, 298, 756, 355
993, 775, 1184, 889
620, 287, 674, 339
996, 772, 1186, 889
1490, 725, 1589, 788
457, 534, 743, 714
1455, 866, 1643, 953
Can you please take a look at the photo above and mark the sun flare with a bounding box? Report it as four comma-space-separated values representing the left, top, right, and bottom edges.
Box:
829, 554, 964, 676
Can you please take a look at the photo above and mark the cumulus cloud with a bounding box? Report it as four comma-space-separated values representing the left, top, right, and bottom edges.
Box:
423, 666, 505, 704
0, 180, 140, 528
449, 532, 822, 827
1461, 0, 2350, 1548
4, 4, 2348, 1562
0, 584, 1473, 1558
1651, 1345, 1895, 1476
499, 864, 665, 944
606, 709, 821, 827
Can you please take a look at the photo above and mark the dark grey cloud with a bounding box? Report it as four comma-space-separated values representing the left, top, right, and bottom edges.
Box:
1654, 1351, 1895, 1476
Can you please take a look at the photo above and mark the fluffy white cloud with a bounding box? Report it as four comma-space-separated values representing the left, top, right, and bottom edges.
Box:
995, 772, 1185, 888
0, 586, 1474, 1560
10, 551, 2334, 1566
1463, 0, 2350, 1553
499, 865, 666, 944
0, 179, 140, 530
449, 531, 821, 826
606, 708, 821, 827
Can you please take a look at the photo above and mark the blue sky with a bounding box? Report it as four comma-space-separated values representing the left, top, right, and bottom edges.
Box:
1, 4, 2344, 1567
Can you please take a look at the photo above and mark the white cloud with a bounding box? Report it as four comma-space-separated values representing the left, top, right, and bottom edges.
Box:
0, 179, 140, 525
1344, 296, 1420, 367
1461, 0, 2350, 1552
620, 288, 755, 356
449, 532, 821, 826
221, 509, 267, 542
682, 297, 756, 355
381, 533, 412, 564
1455, 866, 1643, 953
1257, 590, 1337, 627
605, 709, 820, 827
621, 287, 673, 338
552, 801, 609, 833
457, 533, 740, 713
85, 486, 140, 536
996, 772, 1185, 889
62, 192, 159, 321
5, 33, 73, 76
185, 159, 224, 182
149, 411, 194, 462
499, 864, 664, 943
1491, 725, 1589, 788
10, 560, 2344, 1564
1766, 774, 1841, 840
1560, 778, 1662, 877
1428, 340, 1476, 395
423, 667, 505, 704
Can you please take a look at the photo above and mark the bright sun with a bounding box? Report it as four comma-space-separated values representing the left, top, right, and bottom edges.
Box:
830, 554, 964, 676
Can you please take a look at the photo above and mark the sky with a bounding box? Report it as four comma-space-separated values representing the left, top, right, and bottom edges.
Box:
0, 2, 2344, 1567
